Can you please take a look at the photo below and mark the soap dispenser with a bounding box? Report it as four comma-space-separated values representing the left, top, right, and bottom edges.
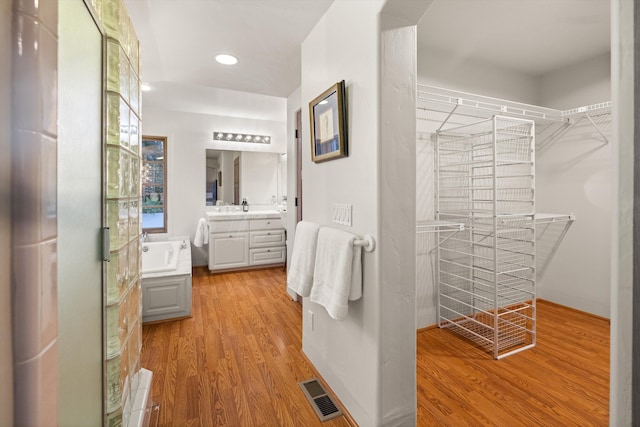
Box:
242, 197, 249, 212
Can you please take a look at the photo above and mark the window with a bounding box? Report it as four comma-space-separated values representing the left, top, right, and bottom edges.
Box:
141, 135, 167, 232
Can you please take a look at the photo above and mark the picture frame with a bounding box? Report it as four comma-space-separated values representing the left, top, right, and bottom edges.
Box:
309, 80, 348, 163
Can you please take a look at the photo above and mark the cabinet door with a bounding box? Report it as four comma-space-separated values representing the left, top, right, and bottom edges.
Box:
142, 275, 192, 323
209, 232, 249, 270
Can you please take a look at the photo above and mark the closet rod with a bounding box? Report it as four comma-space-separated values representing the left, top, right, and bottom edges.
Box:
583, 112, 610, 144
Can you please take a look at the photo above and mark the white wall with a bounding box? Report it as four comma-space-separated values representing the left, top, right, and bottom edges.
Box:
0, 1, 13, 424
538, 53, 611, 110
610, 0, 633, 422
418, 46, 539, 104
300, 1, 427, 424
301, 3, 382, 422
141, 107, 286, 266
535, 54, 612, 318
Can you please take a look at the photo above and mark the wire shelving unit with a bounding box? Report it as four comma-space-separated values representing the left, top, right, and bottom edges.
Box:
436, 115, 537, 359
417, 84, 611, 148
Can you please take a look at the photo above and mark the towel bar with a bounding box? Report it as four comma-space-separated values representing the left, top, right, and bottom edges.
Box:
353, 235, 375, 252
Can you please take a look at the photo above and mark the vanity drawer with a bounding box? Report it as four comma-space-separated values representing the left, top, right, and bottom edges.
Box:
249, 230, 285, 248
249, 218, 282, 230
209, 219, 250, 233
249, 247, 286, 265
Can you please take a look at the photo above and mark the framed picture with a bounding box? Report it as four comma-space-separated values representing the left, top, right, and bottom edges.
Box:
309, 80, 348, 163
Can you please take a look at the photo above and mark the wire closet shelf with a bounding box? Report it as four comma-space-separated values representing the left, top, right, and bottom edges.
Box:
417, 84, 611, 147
435, 115, 537, 359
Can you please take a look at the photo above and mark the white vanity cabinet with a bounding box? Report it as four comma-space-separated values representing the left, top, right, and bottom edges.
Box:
249, 219, 286, 266
208, 219, 250, 270
210, 233, 250, 270
208, 213, 285, 271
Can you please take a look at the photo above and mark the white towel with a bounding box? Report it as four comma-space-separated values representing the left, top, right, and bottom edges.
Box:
193, 218, 209, 247
310, 227, 362, 320
287, 221, 321, 297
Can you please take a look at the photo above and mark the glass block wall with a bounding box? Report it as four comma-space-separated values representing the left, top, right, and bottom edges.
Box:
87, 0, 143, 425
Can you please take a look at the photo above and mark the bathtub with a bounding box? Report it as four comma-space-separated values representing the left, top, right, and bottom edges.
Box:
141, 237, 192, 323
141, 240, 186, 274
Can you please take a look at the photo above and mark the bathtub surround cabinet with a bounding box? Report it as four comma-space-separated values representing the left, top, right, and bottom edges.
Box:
208, 212, 285, 271
142, 238, 193, 323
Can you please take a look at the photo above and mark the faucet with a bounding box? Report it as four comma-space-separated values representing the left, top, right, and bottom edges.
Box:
142, 232, 148, 242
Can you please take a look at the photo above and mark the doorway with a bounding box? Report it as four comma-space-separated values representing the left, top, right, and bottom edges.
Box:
234, 156, 240, 205
296, 109, 303, 223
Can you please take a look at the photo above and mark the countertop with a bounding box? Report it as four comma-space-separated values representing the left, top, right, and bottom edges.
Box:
206, 210, 281, 220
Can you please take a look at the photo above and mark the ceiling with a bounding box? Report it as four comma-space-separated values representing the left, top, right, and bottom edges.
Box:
418, 0, 610, 77
126, 0, 610, 115
124, 0, 333, 99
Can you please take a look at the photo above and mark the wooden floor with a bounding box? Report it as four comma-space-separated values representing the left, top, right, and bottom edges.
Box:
142, 268, 610, 426
141, 267, 351, 427
418, 300, 609, 426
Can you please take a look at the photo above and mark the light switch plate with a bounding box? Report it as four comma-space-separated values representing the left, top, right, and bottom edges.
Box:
332, 203, 352, 227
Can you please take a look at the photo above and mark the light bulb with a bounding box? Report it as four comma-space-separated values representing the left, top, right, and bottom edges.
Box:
215, 54, 238, 65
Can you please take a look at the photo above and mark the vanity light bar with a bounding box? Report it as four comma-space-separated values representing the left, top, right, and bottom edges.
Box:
213, 131, 271, 144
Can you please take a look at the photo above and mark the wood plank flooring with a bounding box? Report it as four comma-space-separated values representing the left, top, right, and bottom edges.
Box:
142, 269, 610, 426
418, 300, 609, 426
141, 267, 351, 427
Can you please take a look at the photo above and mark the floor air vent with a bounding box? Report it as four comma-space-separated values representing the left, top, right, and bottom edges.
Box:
299, 379, 343, 422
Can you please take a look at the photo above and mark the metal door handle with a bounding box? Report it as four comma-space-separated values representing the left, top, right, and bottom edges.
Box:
102, 227, 111, 262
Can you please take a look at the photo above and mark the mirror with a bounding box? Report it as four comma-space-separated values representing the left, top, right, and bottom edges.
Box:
206, 149, 287, 206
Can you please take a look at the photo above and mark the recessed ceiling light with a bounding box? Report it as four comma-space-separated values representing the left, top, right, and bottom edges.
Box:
215, 54, 238, 65
141, 83, 151, 91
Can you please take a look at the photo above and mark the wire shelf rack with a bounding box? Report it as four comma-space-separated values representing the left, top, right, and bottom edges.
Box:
417, 84, 611, 149
436, 115, 537, 359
